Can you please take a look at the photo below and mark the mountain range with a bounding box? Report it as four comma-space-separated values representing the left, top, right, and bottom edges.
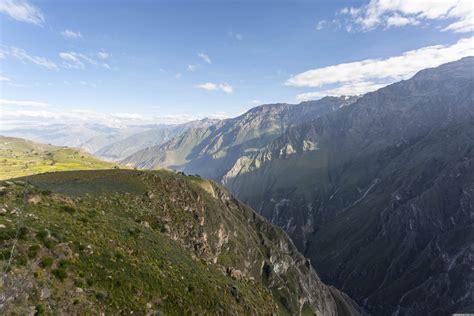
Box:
120, 57, 474, 315
2, 57, 472, 315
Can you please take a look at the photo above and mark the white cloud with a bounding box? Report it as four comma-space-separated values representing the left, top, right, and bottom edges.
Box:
61, 29, 82, 39
286, 37, 474, 89
296, 81, 387, 101
0, 106, 220, 130
187, 64, 198, 71
316, 20, 327, 30
0, 0, 44, 26
198, 53, 212, 64
97, 51, 109, 59
197, 82, 218, 91
219, 83, 233, 94
196, 82, 233, 94
0, 98, 50, 107
8, 47, 58, 70
175, 73, 182, 79
340, 0, 473, 33
0, 76, 11, 81
59, 51, 111, 70
60, 52, 85, 69
228, 32, 243, 41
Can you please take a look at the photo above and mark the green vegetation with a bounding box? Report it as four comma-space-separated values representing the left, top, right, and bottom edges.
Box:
0, 169, 350, 315
0, 136, 119, 180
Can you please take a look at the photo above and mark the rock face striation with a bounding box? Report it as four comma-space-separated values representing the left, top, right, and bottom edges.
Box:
122, 96, 359, 175
0, 169, 360, 315
223, 57, 474, 314
120, 57, 473, 314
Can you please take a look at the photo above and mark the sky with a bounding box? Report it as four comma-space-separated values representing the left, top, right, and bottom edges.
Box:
0, 0, 473, 128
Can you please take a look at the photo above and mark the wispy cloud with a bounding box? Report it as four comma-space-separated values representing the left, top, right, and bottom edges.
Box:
339, 0, 473, 33
228, 31, 243, 41
5, 47, 58, 70
287, 37, 473, 100
60, 52, 85, 69
198, 53, 211, 64
187, 64, 198, 72
296, 81, 386, 101
196, 82, 233, 94
61, 29, 82, 39
0, 75, 11, 82
59, 51, 111, 70
175, 73, 182, 79
0, 98, 50, 108
97, 51, 109, 59
0, 105, 220, 130
316, 20, 327, 31
0, 0, 44, 26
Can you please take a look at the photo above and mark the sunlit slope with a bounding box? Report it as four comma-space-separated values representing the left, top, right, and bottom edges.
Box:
0, 169, 360, 315
0, 136, 119, 180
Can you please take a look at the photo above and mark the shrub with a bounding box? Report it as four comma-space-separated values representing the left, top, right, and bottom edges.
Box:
28, 245, 40, 258
43, 238, 55, 249
36, 304, 46, 315
0, 228, 16, 241
18, 226, 29, 240
40, 257, 54, 268
52, 268, 68, 281
36, 229, 50, 240
61, 205, 76, 214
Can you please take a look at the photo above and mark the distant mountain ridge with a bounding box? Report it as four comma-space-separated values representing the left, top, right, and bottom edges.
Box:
122, 96, 359, 177
95, 118, 218, 161
0, 119, 219, 159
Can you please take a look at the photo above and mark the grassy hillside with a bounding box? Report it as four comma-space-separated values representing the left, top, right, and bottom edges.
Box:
0, 169, 359, 315
0, 136, 118, 180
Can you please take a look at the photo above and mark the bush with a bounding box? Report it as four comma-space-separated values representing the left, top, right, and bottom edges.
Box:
43, 238, 55, 249
36, 304, 46, 315
0, 228, 16, 241
19, 226, 29, 240
61, 205, 76, 214
36, 229, 50, 240
40, 257, 54, 268
95, 291, 107, 300
52, 268, 68, 281
28, 245, 40, 258
16, 255, 27, 266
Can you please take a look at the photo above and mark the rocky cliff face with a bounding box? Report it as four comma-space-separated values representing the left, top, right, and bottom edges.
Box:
223, 57, 474, 314
122, 96, 358, 179
0, 169, 360, 315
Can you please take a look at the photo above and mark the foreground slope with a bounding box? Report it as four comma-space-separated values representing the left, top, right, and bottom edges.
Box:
0, 169, 360, 315
0, 136, 118, 180
224, 57, 474, 314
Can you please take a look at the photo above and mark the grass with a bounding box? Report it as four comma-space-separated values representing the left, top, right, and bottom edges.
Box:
0, 136, 119, 180
0, 169, 281, 314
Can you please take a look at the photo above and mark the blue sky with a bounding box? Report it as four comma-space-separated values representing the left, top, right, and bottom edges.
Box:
0, 0, 472, 128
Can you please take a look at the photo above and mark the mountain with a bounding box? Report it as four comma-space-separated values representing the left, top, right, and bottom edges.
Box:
95, 119, 219, 161
222, 57, 474, 314
0, 169, 360, 315
0, 123, 152, 154
122, 96, 358, 177
0, 136, 118, 180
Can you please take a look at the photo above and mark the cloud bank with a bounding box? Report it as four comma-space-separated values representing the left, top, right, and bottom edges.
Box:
0, 0, 44, 26
287, 37, 473, 101
340, 0, 473, 33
